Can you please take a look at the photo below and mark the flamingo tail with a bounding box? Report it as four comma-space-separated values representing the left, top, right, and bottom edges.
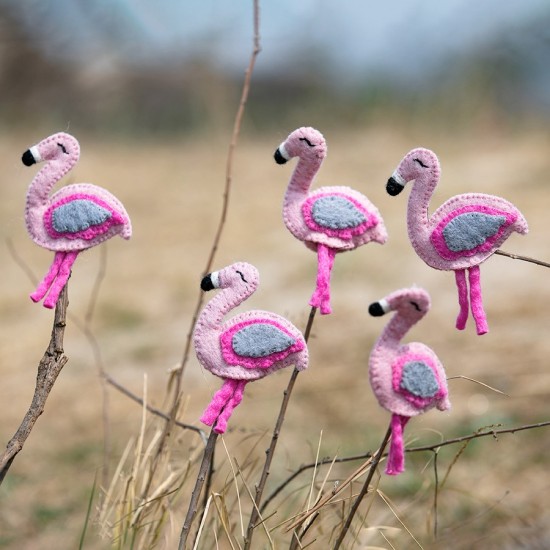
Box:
454, 269, 469, 330
309, 244, 336, 315
31, 251, 65, 304
43, 251, 79, 309
386, 414, 409, 476
468, 265, 488, 335
213, 380, 247, 434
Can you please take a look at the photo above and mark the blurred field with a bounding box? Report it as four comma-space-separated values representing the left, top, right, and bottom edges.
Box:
1, 120, 550, 549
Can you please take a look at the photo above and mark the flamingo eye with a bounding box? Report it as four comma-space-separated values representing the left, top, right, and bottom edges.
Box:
414, 158, 428, 168
410, 301, 421, 311
299, 137, 315, 147
57, 143, 68, 154
235, 270, 248, 283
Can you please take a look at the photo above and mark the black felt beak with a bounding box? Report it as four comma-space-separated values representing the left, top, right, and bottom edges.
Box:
22, 149, 36, 166
368, 302, 386, 317
200, 274, 215, 291
386, 177, 404, 196
274, 148, 287, 165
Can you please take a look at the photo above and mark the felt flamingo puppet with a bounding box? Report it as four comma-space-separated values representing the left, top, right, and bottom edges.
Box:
274, 127, 387, 315
22, 132, 132, 308
386, 148, 528, 335
194, 261, 308, 434
368, 287, 450, 475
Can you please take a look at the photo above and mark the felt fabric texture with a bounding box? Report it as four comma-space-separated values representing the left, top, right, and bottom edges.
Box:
368, 287, 450, 475
194, 262, 309, 433
387, 414, 409, 476
275, 126, 387, 315
387, 147, 528, 334
221, 319, 303, 367
309, 244, 336, 314
200, 379, 247, 435
22, 132, 132, 308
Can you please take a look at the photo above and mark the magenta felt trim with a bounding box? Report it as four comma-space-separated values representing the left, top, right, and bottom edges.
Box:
391, 353, 447, 409
44, 193, 127, 241
430, 204, 517, 261
220, 319, 306, 369
301, 192, 377, 240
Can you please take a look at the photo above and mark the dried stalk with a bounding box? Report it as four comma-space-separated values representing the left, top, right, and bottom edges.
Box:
0, 283, 69, 485
332, 425, 392, 550
244, 306, 317, 549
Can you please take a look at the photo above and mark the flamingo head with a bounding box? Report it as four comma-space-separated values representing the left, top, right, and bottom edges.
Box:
274, 126, 327, 165
22, 132, 80, 167
386, 148, 440, 196
369, 286, 431, 322
201, 261, 260, 294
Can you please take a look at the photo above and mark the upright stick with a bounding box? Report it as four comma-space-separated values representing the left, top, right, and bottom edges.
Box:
178, 430, 219, 550
332, 425, 392, 550
244, 306, 317, 549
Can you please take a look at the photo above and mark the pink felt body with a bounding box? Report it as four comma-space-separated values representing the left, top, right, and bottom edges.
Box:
390, 147, 527, 333
44, 192, 128, 241
368, 287, 450, 475
23, 132, 131, 308
27, 184, 131, 252
278, 127, 387, 314
429, 204, 519, 262
391, 352, 447, 409
301, 191, 378, 241
220, 318, 305, 369
194, 262, 308, 433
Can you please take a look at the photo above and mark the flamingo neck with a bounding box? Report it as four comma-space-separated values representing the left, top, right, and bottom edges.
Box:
406, 173, 438, 255
284, 154, 324, 203
26, 156, 77, 209
377, 313, 413, 350
197, 283, 256, 331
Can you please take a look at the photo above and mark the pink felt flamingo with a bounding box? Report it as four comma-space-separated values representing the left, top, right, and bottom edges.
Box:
368, 287, 450, 475
194, 261, 308, 434
387, 148, 528, 335
22, 132, 132, 308
274, 127, 387, 315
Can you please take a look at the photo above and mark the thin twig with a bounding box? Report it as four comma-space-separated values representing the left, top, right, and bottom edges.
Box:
495, 248, 550, 269
433, 449, 439, 539
0, 283, 70, 485
244, 306, 317, 549
103, 372, 207, 443
179, 430, 219, 550
332, 425, 392, 550
261, 450, 373, 514
405, 420, 550, 453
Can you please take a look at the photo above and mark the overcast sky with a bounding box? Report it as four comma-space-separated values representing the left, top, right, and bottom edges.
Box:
7, 0, 550, 84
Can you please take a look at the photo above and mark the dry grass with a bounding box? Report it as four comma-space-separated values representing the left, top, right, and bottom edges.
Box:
1, 121, 550, 549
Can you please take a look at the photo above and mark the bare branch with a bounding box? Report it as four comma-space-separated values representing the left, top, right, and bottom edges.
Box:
0, 283, 70, 485
495, 248, 550, 269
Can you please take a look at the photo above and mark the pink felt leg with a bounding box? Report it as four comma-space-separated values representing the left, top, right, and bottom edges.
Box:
213, 380, 247, 434
454, 269, 469, 330
309, 244, 335, 315
200, 379, 236, 427
43, 251, 79, 309
468, 265, 488, 335
386, 414, 409, 476
30, 252, 65, 303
